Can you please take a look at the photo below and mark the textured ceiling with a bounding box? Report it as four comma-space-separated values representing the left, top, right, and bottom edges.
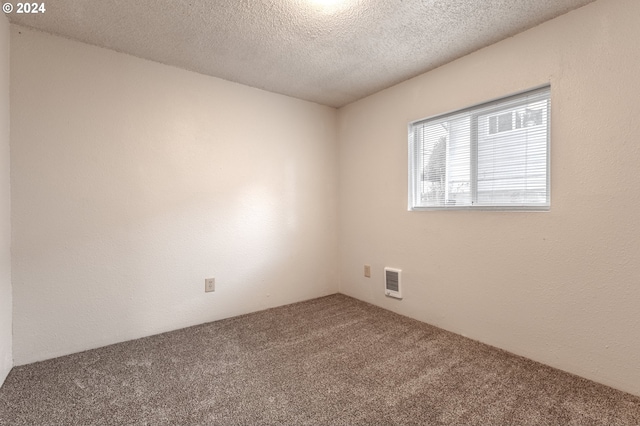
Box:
7, 0, 595, 107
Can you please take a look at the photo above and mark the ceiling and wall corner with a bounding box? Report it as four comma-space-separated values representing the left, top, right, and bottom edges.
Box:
0, 12, 11, 388
6, 0, 595, 108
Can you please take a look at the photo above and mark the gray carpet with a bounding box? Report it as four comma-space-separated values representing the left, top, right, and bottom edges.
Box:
1, 294, 640, 425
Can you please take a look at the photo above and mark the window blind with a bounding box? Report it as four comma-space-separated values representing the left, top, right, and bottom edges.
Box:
409, 86, 550, 210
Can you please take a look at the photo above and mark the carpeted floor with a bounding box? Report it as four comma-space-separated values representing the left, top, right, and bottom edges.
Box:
1, 294, 640, 425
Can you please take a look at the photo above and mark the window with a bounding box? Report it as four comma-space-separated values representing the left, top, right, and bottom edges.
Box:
409, 86, 550, 211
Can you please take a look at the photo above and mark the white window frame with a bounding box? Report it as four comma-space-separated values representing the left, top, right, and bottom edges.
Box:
408, 86, 551, 211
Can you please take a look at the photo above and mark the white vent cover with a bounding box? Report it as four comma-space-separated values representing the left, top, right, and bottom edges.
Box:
384, 267, 402, 299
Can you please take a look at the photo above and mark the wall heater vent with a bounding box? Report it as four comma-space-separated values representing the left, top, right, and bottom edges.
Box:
384, 267, 402, 299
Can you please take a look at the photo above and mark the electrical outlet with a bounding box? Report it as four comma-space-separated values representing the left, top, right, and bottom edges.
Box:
205, 278, 215, 293
364, 264, 371, 278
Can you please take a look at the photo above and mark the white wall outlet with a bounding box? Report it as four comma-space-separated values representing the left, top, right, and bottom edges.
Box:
364, 264, 371, 278
205, 278, 215, 293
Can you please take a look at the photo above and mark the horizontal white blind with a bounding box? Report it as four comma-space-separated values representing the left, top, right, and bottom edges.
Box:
409, 86, 550, 210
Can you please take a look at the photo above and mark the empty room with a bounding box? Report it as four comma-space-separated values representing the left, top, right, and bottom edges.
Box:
1, 0, 640, 424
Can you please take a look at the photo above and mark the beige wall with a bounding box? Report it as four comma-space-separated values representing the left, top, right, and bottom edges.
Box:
0, 14, 11, 386
10, 26, 339, 365
338, 0, 640, 396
